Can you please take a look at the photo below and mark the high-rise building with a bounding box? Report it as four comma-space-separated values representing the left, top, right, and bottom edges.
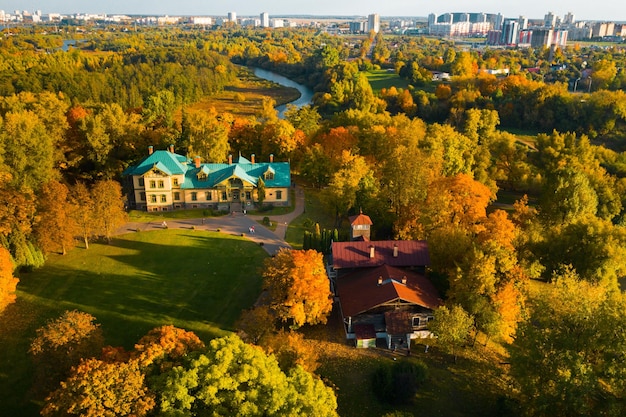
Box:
544, 12, 556, 28
592, 22, 615, 37
260, 12, 269, 27
518, 16, 528, 30
227, 11, 237, 23
368, 13, 380, 33
501, 19, 520, 45
563, 12, 575, 25
350, 21, 366, 33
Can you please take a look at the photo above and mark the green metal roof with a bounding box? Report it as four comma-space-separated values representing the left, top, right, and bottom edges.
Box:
123, 150, 187, 176
124, 150, 290, 190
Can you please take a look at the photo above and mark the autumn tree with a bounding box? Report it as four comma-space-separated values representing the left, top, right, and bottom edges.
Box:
284, 104, 321, 137
314, 126, 359, 169
133, 325, 205, 372
534, 217, 626, 286
91, 180, 127, 243
324, 150, 377, 226
428, 305, 474, 363
422, 173, 493, 233
0, 110, 56, 190
300, 143, 333, 188
35, 180, 77, 255
509, 270, 626, 416
69, 182, 96, 249
539, 167, 598, 225
152, 334, 338, 416
183, 108, 231, 163
451, 51, 478, 77
263, 249, 332, 328
236, 305, 276, 344
41, 358, 155, 417
261, 330, 320, 373
30, 310, 105, 393
0, 247, 19, 314
260, 118, 305, 160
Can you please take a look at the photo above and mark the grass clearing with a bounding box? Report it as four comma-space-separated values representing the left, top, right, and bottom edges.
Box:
365, 69, 410, 94
0, 229, 267, 415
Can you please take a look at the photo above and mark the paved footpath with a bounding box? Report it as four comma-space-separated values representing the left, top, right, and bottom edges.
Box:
116, 185, 306, 256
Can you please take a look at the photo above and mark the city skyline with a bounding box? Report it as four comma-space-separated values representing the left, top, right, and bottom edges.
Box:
2, 0, 625, 21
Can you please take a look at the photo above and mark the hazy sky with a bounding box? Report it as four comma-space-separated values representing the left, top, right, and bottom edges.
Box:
3, 1, 624, 21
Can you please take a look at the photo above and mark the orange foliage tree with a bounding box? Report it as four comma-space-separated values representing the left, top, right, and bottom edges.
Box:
35, 180, 78, 255
423, 173, 494, 233
315, 126, 359, 168
30, 310, 104, 393
133, 325, 205, 371
0, 247, 19, 313
263, 249, 332, 328
41, 358, 155, 417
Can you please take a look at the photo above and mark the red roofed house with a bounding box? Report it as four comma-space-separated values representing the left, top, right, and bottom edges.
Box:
330, 238, 442, 349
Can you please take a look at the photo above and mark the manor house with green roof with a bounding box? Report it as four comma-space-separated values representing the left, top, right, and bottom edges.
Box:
123, 146, 291, 212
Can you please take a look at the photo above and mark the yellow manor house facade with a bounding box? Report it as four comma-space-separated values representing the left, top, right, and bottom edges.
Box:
123, 146, 291, 212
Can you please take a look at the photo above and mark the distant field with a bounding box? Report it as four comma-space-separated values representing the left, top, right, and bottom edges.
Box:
0, 230, 267, 415
365, 69, 410, 93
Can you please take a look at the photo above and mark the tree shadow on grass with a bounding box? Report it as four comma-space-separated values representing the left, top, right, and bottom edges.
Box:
17, 231, 268, 347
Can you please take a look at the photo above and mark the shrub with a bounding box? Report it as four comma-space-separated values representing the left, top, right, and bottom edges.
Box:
262, 217, 271, 226
372, 360, 428, 405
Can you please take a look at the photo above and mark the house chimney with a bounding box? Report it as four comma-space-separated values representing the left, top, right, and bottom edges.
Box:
169, 144, 174, 153
251, 154, 255, 164
194, 156, 201, 169
269, 153, 274, 163
228, 154, 233, 165
148, 145, 154, 155
393, 244, 398, 258
377, 276, 383, 286
402, 276, 407, 285
369, 245, 375, 258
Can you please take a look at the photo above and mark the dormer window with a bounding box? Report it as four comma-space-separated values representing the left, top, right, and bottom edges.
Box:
197, 166, 210, 181
263, 166, 275, 180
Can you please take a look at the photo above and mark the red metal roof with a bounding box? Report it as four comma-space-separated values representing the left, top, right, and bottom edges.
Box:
331, 240, 430, 269
336, 264, 442, 317
349, 213, 373, 225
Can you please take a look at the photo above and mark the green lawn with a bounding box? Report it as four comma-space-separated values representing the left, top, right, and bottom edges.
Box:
0, 230, 268, 416
364, 69, 410, 94
128, 208, 227, 222
285, 187, 337, 249
319, 347, 511, 417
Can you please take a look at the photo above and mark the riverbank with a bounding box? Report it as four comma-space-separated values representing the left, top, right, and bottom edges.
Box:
178, 66, 301, 119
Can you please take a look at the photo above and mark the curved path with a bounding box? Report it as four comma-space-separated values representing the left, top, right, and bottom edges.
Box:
116, 185, 305, 256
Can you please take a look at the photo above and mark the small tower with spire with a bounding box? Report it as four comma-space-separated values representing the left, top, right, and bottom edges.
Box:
349, 210, 373, 241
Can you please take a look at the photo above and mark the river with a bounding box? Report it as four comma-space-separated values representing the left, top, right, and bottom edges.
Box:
252, 67, 314, 118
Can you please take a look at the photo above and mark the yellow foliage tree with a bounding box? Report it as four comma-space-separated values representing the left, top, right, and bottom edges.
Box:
263, 249, 333, 328
41, 358, 154, 417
